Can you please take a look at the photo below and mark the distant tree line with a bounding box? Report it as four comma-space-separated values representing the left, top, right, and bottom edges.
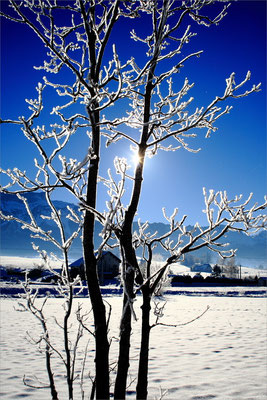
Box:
171, 273, 265, 287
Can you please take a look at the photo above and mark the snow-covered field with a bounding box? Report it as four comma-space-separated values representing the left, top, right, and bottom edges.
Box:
1, 294, 266, 400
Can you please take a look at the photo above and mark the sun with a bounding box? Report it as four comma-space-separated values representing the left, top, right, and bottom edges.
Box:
131, 151, 141, 167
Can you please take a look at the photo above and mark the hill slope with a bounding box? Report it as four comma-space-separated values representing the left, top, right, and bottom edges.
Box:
1, 192, 266, 267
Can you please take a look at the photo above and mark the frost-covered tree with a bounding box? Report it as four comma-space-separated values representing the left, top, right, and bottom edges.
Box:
1, 1, 266, 399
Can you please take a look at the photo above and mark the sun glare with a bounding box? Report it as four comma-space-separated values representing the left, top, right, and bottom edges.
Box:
131, 151, 141, 167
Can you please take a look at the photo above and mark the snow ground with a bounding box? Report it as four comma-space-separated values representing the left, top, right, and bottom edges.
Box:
0, 294, 266, 399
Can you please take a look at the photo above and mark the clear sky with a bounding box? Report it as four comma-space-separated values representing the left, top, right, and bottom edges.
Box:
1, 1, 266, 226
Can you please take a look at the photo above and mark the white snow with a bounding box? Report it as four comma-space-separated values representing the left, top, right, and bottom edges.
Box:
0, 294, 266, 399
0, 255, 63, 270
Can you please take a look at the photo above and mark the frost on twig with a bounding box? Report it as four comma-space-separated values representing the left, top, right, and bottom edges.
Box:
0, 1, 266, 398
0, 192, 83, 254
151, 302, 210, 329
135, 189, 266, 295
19, 274, 92, 399
1, 0, 260, 175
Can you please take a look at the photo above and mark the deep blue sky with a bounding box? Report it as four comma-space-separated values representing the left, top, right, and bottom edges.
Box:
1, 1, 266, 225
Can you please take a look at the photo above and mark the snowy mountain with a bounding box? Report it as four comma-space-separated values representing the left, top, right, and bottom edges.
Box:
0, 192, 87, 259
1, 192, 266, 268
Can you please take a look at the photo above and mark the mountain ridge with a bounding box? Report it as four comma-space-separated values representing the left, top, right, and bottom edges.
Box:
1, 192, 266, 268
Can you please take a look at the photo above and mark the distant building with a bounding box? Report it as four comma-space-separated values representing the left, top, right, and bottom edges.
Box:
70, 251, 120, 284
191, 263, 212, 273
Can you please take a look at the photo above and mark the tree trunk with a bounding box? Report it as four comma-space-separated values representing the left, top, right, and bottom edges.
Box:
83, 234, 110, 399
114, 237, 136, 399
84, 256, 110, 395
114, 147, 146, 398
83, 103, 110, 399
64, 291, 74, 400
136, 286, 151, 400
113, 293, 133, 400
45, 334, 58, 399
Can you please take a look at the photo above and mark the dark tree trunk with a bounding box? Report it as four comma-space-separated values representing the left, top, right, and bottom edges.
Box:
114, 148, 146, 398
64, 291, 74, 400
114, 231, 136, 399
45, 336, 58, 399
83, 102, 110, 399
83, 219, 110, 400
81, 2, 121, 396
114, 5, 166, 391
113, 293, 133, 400
136, 286, 151, 400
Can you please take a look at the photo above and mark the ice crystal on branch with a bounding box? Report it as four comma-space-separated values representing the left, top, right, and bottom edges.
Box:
1, 1, 266, 399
